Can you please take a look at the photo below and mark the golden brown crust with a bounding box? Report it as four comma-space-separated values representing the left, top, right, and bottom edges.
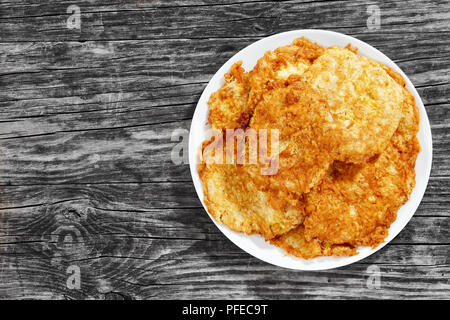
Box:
301, 46, 405, 163
207, 61, 251, 129
198, 37, 420, 259
247, 37, 324, 112
271, 226, 357, 259
199, 160, 304, 240
276, 87, 420, 254
246, 86, 333, 203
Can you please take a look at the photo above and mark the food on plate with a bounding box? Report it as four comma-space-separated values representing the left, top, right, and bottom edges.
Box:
198, 142, 305, 240
272, 89, 419, 256
300, 46, 405, 163
247, 37, 324, 111
198, 37, 420, 259
270, 225, 358, 259
246, 86, 333, 203
207, 62, 251, 129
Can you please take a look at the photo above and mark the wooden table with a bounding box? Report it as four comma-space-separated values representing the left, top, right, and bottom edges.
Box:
0, 0, 449, 299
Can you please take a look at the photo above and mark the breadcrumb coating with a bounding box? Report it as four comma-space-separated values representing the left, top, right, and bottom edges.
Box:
198, 37, 420, 259
207, 61, 251, 129
275, 89, 419, 257
198, 155, 305, 240
246, 86, 333, 203
302, 47, 405, 163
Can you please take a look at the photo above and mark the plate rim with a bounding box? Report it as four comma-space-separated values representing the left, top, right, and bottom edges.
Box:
188, 29, 433, 271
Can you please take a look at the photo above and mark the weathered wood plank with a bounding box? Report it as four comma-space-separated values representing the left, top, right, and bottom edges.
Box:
1, 237, 449, 299
0, 182, 201, 210
2, 38, 447, 102
1, 39, 449, 104
0, 198, 450, 240
0, 192, 449, 299
0, 121, 448, 192
0, 0, 449, 299
0, 37, 448, 188
0, 121, 192, 185
0, 38, 448, 150
0, 0, 449, 42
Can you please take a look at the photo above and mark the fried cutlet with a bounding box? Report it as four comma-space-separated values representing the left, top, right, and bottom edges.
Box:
207, 61, 251, 129
198, 145, 305, 240
199, 37, 420, 259
208, 37, 324, 130
200, 38, 325, 238
247, 37, 324, 111
302, 46, 405, 163
271, 89, 420, 257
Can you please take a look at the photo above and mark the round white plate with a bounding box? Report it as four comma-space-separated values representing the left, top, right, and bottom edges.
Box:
188, 30, 433, 270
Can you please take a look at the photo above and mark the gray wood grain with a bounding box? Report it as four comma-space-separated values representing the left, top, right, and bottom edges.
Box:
0, 0, 449, 299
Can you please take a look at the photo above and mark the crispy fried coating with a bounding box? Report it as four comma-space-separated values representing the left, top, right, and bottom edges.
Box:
247, 37, 324, 111
272, 89, 420, 257
302, 47, 405, 163
199, 37, 420, 259
207, 61, 251, 129
271, 225, 357, 259
208, 38, 324, 129
303, 144, 416, 247
246, 85, 333, 203
198, 158, 304, 240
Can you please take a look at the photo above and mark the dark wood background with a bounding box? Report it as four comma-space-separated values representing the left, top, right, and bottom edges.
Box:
0, 0, 449, 299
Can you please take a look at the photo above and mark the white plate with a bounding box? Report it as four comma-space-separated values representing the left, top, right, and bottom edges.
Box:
188, 30, 433, 270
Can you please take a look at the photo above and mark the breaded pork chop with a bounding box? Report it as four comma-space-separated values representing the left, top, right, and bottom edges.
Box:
247, 37, 324, 111
246, 85, 333, 203
207, 61, 251, 129
198, 154, 304, 240
271, 89, 420, 257
302, 47, 405, 163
